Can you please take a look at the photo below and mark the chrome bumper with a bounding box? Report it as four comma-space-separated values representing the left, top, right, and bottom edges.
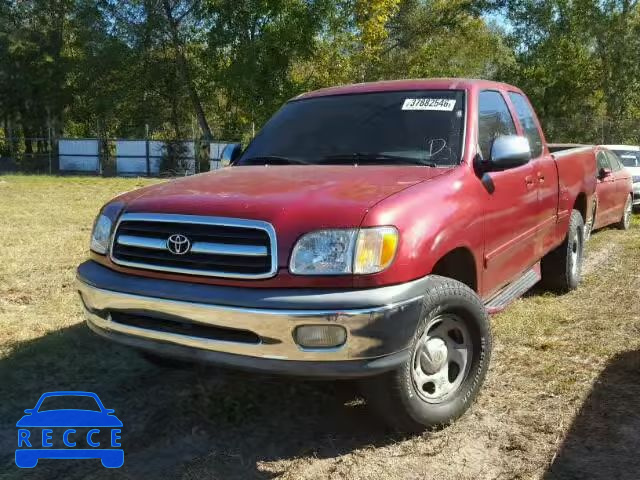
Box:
77, 278, 422, 366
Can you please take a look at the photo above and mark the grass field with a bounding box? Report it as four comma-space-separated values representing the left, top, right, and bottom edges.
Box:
1, 175, 639, 479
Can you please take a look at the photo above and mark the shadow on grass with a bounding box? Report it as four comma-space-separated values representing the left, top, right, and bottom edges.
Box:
544, 349, 640, 480
0, 324, 400, 479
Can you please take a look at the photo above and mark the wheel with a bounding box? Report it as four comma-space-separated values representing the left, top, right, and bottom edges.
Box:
540, 209, 584, 292
615, 195, 632, 230
360, 276, 491, 433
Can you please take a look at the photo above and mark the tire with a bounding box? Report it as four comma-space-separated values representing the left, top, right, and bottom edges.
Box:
540, 209, 584, 293
359, 276, 492, 433
615, 194, 632, 230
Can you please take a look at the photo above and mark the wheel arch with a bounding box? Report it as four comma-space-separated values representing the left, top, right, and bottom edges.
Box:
430, 247, 478, 293
574, 191, 588, 223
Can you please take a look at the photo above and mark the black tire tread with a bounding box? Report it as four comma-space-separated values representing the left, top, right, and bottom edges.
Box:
540, 209, 583, 293
615, 194, 632, 230
361, 275, 492, 433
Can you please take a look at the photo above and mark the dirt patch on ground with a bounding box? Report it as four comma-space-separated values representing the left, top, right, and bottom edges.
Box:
582, 235, 618, 276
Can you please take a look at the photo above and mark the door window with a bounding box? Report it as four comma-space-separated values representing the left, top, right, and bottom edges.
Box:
508, 92, 544, 158
597, 151, 611, 171
478, 91, 517, 160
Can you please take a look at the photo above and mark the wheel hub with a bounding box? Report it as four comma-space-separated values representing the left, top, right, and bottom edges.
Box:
411, 314, 472, 404
419, 337, 448, 374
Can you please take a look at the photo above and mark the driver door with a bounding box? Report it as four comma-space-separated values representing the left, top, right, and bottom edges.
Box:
478, 90, 538, 298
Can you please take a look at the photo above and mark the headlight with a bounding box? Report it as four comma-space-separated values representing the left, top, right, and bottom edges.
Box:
89, 202, 123, 255
90, 214, 113, 254
290, 229, 357, 275
290, 227, 398, 275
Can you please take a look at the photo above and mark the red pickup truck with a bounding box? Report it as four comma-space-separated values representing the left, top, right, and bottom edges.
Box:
77, 79, 597, 432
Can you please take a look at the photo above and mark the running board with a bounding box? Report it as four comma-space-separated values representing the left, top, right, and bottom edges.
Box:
484, 264, 541, 314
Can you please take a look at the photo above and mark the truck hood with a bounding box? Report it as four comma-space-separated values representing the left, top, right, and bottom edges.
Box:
120, 165, 452, 267
123, 165, 450, 227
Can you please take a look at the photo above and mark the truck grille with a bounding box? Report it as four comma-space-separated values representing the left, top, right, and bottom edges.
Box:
110, 213, 277, 279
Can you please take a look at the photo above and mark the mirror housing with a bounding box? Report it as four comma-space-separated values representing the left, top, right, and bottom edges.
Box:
488, 135, 532, 170
24, 409, 34, 414
221, 143, 242, 166
599, 167, 612, 179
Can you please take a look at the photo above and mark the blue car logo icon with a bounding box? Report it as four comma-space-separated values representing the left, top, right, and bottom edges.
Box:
16, 391, 123, 468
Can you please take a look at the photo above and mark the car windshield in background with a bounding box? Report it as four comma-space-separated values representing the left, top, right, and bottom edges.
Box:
237, 90, 465, 167
612, 150, 640, 167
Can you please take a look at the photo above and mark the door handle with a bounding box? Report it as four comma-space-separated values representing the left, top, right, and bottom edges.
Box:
537, 172, 545, 183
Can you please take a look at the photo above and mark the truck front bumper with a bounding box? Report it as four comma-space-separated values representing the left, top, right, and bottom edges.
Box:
77, 261, 426, 378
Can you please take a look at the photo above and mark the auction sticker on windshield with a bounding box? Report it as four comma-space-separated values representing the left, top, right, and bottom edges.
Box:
402, 98, 456, 111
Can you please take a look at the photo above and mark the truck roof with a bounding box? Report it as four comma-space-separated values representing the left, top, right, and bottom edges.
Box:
294, 78, 523, 101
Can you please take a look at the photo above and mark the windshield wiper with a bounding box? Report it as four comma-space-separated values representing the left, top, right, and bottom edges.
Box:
320, 152, 437, 167
239, 155, 311, 166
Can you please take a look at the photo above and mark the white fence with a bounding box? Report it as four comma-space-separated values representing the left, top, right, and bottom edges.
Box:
58, 139, 236, 175
210, 142, 232, 170
58, 139, 100, 173
115, 140, 195, 176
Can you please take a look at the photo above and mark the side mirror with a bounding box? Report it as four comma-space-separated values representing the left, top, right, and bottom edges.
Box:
599, 167, 612, 179
489, 135, 532, 170
221, 143, 242, 166
24, 409, 34, 414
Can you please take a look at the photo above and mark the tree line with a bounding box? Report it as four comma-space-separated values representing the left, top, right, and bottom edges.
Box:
1, 0, 639, 158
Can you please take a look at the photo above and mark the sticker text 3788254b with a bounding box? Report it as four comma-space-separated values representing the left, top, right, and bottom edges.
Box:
402, 98, 456, 111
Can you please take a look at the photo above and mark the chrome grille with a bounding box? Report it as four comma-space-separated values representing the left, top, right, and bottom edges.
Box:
110, 213, 277, 279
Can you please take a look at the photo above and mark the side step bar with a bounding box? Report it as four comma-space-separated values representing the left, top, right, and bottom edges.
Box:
484, 264, 541, 314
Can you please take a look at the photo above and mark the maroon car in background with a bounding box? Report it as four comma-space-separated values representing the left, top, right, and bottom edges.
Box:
549, 144, 634, 237
593, 146, 633, 232
77, 79, 599, 432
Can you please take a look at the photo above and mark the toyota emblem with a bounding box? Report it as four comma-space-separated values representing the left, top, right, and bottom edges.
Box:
166, 234, 191, 255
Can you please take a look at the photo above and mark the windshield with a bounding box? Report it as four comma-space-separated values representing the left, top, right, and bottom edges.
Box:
237, 90, 465, 167
612, 150, 640, 167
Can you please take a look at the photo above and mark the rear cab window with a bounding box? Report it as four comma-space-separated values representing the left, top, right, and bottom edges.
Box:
477, 90, 517, 160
